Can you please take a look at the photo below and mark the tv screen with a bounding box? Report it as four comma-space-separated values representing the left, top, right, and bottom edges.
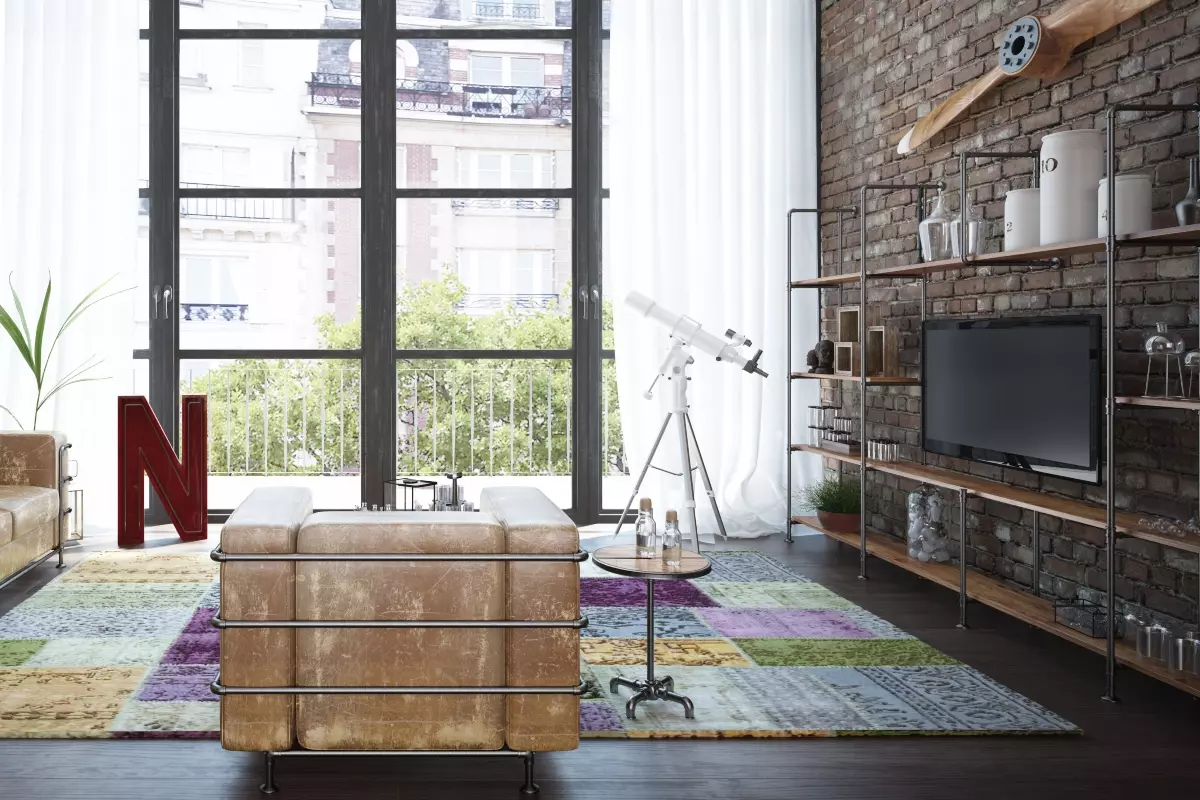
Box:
922, 315, 1101, 484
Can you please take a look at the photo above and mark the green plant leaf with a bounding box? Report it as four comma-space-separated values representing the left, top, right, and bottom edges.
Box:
0, 403, 25, 430
39, 276, 129, 384
7, 273, 32, 347
0, 304, 35, 376
36, 376, 108, 413
32, 276, 51, 386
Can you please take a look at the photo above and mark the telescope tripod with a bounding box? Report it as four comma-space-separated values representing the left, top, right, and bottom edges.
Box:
614, 342, 728, 550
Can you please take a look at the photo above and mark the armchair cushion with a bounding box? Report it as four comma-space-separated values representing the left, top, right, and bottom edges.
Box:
293, 512, 508, 751
0, 432, 67, 491
0, 486, 59, 541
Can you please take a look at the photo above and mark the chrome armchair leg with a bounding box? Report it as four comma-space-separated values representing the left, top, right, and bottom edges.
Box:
260, 752, 278, 795
519, 752, 539, 796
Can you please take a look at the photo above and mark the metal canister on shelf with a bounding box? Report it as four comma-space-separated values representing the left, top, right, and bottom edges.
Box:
1168, 631, 1200, 674
1142, 623, 1173, 662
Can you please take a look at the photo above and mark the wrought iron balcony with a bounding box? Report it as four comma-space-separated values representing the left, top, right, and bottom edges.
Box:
182, 303, 249, 323
309, 73, 570, 121
450, 198, 560, 214
457, 293, 560, 312
138, 182, 295, 223
475, 2, 544, 22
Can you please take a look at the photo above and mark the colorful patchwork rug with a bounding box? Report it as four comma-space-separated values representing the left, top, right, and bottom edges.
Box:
0, 550, 1077, 738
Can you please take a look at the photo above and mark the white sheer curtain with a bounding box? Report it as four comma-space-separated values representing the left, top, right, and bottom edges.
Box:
0, 0, 139, 528
608, 0, 819, 539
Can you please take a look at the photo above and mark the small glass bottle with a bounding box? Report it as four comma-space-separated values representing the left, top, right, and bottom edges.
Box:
635, 497, 657, 559
662, 510, 682, 568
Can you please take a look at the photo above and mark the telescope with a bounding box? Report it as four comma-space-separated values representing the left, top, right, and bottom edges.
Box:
616, 291, 769, 552
626, 291, 768, 378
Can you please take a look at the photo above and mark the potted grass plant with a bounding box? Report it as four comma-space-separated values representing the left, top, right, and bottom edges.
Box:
0, 274, 126, 429
799, 476, 861, 533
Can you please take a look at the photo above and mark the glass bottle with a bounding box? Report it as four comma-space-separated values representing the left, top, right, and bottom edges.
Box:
634, 497, 657, 559
918, 189, 954, 262
662, 510, 682, 568
1177, 157, 1199, 226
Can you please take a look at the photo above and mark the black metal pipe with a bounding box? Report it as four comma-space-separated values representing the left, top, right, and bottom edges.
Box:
211, 616, 589, 629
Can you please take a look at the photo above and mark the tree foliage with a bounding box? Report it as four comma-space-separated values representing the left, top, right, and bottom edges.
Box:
187, 276, 625, 479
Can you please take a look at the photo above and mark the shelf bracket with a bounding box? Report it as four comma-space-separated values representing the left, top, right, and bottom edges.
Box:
958, 150, 1062, 270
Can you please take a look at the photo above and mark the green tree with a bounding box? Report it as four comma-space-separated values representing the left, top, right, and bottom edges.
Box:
188, 276, 624, 480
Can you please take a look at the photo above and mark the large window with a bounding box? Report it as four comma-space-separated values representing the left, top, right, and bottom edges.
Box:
143, 0, 607, 520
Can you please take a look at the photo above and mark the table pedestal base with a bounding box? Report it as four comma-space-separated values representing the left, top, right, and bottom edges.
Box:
609, 676, 695, 720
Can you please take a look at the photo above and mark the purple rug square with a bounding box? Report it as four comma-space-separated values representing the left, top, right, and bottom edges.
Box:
580, 701, 625, 732
138, 664, 219, 702
698, 609, 876, 638
581, 578, 718, 608
183, 608, 217, 634
161, 633, 220, 665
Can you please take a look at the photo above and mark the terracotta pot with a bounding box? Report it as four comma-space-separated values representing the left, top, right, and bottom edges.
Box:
817, 510, 861, 534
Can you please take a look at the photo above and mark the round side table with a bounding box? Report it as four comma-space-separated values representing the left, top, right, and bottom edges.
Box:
591, 545, 712, 720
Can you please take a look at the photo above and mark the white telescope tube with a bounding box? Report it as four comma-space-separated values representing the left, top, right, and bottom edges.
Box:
626, 291, 767, 377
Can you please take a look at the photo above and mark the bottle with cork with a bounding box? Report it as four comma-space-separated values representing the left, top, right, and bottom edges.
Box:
662, 510, 682, 567
635, 497, 657, 559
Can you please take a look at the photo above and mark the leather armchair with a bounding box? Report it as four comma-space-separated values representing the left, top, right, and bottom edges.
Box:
216, 486, 582, 755
0, 431, 68, 589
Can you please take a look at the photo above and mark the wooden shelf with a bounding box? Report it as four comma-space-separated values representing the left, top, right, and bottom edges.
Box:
792, 444, 1200, 555
790, 274, 860, 288
1125, 222, 1200, 246
789, 372, 920, 386
1116, 395, 1200, 411
787, 224, 1200, 288
795, 516, 1200, 700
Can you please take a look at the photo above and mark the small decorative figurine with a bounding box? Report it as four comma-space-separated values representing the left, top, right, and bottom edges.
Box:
806, 340, 835, 374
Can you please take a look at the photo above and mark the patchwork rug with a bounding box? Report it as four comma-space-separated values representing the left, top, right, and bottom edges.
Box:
0, 550, 1077, 738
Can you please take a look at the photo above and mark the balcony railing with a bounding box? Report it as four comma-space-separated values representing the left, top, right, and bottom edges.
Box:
450, 198, 560, 214
475, 2, 544, 22
138, 181, 295, 222
182, 303, 249, 323
309, 73, 570, 121
457, 293, 560, 312
178, 362, 626, 479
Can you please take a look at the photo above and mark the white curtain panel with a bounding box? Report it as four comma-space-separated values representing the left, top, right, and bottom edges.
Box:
0, 0, 139, 527
608, 0, 819, 539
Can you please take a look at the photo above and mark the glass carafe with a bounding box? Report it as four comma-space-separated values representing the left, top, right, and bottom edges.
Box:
950, 193, 986, 258
918, 189, 954, 262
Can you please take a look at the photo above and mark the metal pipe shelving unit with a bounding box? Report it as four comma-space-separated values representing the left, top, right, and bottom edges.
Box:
1102, 101, 1200, 702
787, 100, 1200, 702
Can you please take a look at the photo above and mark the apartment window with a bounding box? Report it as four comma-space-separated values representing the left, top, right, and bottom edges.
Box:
458, 250, 553, 297
461, 150, 553, 189
182, 256, 240, 306
474, 1, 544, 23
238, 23, 268, 87
182, 145, 251, 186
469, 54, 545, 87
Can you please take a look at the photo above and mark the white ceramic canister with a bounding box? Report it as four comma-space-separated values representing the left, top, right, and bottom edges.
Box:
1097, 173, 1152, 237
1004, 188, 1040, 251
1040, 129, 1104, 245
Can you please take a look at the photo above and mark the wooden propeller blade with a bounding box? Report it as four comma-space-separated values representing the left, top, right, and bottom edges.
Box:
1043, 0, 1162, 50
897, 66, 1008, 155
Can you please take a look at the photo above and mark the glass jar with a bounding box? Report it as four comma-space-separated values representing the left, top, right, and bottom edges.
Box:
906, 485, 950, 563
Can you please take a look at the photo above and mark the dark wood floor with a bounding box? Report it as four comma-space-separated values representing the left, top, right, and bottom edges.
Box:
2, 530, 1198, 799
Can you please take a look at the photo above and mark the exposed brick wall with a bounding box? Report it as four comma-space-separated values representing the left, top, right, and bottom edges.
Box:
819, 0, 1200, 629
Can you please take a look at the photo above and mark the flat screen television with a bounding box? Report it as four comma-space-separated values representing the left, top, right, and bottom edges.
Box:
922, 315, 1102, 484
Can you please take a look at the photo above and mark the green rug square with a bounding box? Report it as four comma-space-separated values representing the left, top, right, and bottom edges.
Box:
0, 640, 46, 666
734, 638, 960, 667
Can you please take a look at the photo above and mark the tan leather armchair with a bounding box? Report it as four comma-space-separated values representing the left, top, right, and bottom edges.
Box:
0, 431, 69, 589
214, 485, 583, 792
